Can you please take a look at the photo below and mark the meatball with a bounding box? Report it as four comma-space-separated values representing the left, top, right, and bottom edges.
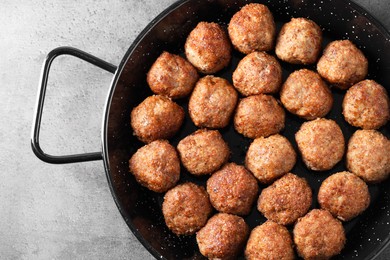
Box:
318, 171, 370, 221
245, 134, 296, 184
162, 182, 212, 235
257, 173, 312, 225
188, 76, 238, 128
207, 163, 258, 216
228, 3, 275, 54
346, 130, 390, 183
130, 95, 184, 143
317, 40, 368, 89
245, 221, 295, 260
280, 69, 333, 120
293, 209, 346, 259
343, 79, 390, 129
295, 118, 345, 171
234, 94, 285, 139
185, 22, 231, 74
129, 140, 180, 193
196, 213, 249, 259
146, 51, 199, 99
177, 129, 230, 175
232, 51, 282, 96
275, 17, 322, 64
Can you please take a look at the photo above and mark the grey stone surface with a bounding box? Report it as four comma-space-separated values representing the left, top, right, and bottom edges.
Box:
0, 0, 389, 259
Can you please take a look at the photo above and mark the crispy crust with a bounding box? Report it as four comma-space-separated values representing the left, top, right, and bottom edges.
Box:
318, 171, 370, 221
245, 221, 295, 260
257, 173, 312, 225
147, 51, 199, 99
196, 213, 249, 259
275, 17, 322, 65
233, 51, 282, 96
177, 129, 230, 175
189, 75, 238, 128
130, 95, 184, 143
228, 3, 275, 54
207, 163, 259, 216
129, 140, 180, 193
234, 94, 285, 139
293, 209, 346, 259
162, 183, 212, 235
343, 79, 390, 129
185, 22, 231, 74
245, 134, 296, 184
295, 118, 345, 171
317, 40, 368, 89
346, 130, 390, 183
280, 69, 333, 120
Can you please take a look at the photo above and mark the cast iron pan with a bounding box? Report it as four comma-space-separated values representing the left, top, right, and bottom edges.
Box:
32, 0, 390, 259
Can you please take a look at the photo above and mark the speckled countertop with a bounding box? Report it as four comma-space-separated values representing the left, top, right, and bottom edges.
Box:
0, 0, 389, 259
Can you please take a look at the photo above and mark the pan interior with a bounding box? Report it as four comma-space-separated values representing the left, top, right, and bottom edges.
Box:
103, 0, 390, 259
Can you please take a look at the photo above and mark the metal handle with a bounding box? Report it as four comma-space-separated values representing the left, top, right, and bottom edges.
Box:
31, 46, 117, 164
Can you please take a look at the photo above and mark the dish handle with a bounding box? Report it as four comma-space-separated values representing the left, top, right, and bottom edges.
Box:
31, 46, 117, 164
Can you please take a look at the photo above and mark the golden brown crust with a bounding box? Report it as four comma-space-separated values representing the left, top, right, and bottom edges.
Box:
346, 130, 390, 183
188, 75, 238, 128
318, 171, 370, 221
295, 118, 345, 171
228, 3, 275, 54
257, 173, 312, 225
293, 209, 346, 260
162, 183, 212, 235
147, 51, 199, 99
275, 17, 322, 65
185, 22, 231, 74
234, 94, 285, 139
245, 134, 296, 184
196, 213, 249, 259
233, 51, 282, 96
129, 140, 180, 193
206, 163, 259, 216
280, 69, 333, 120
245, 221, 295, 260
177, 129, 230, 175
317, 40, 368, 89
343, 79, 390, 129
130, 95, 184, 143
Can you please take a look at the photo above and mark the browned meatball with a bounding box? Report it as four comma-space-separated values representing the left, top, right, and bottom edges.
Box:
196, 213, 249, 259
130, 95, 184, 143
162, 183, 212, 235
177, 129, 230, 175
317, 40, 368, 89
129, 140, 180, 193
232, 52, 282, 96
295, 118, 345, 171
147, 51, 199, 99
258, 173, 312, 225
234, 94, 285, 139
245, 134, 296, 184
280, 69, 333, 120
347, 130, 390, 183
343, 79, 390, 129
275, 17, 322, 65
318, 171, 370, 221
185, 22, 231, 74
228, 3, 275, 54
245, 221, 295, 260
293, 209, 346, 259
188, 76, 238, 128
207, 163, 258, 216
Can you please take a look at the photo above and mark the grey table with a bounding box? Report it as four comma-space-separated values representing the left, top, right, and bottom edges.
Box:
0, 0, 389, 259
